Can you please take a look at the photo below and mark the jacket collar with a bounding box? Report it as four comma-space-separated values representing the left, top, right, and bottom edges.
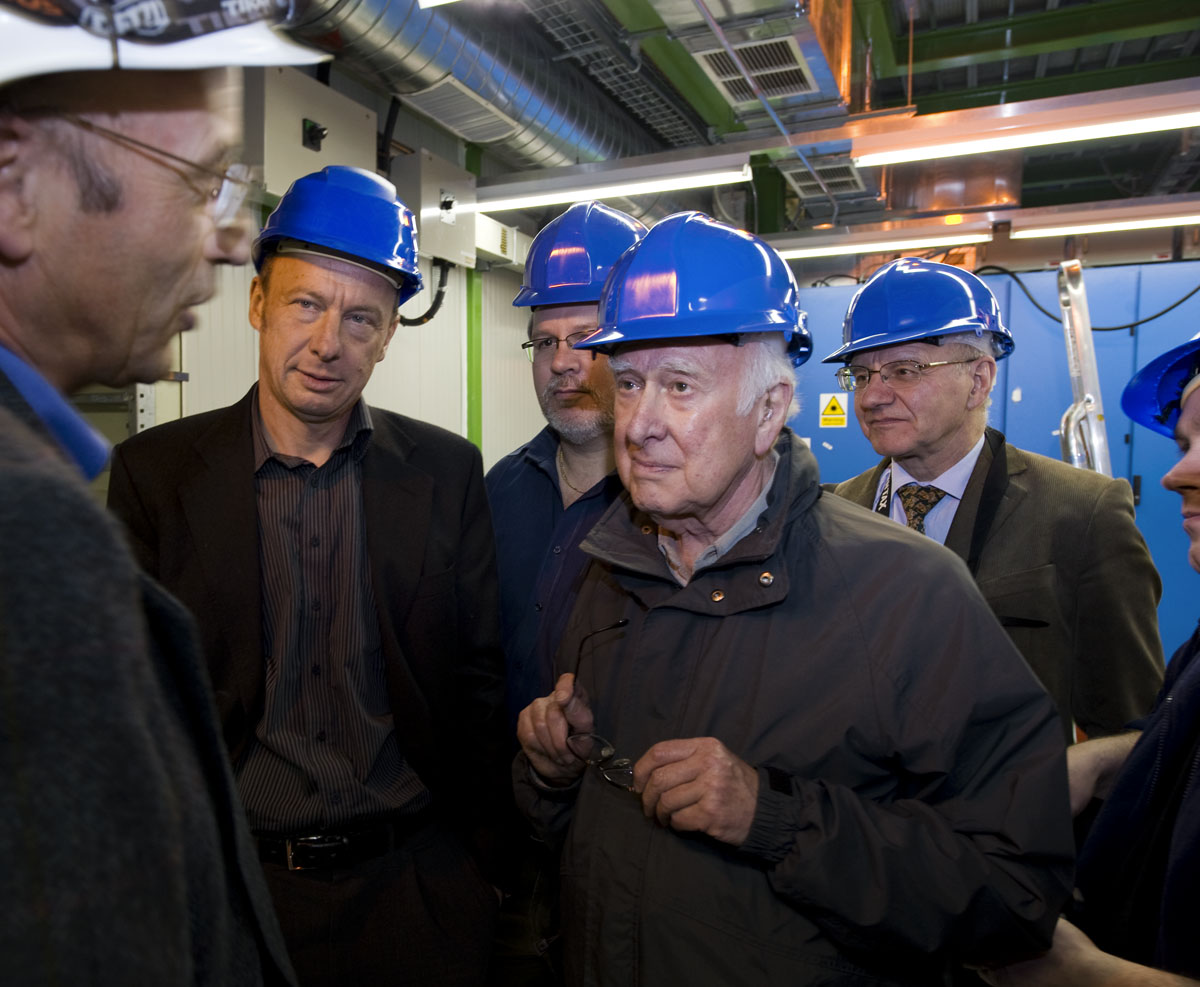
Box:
581, 429, 822, 582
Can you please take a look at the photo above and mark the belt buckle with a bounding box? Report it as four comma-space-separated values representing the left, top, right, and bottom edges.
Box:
285, 834, 349, 871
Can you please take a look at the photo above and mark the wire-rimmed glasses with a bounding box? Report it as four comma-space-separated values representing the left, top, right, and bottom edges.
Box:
565, 733, 634, 790
566, 617, 633, 790
834, 357, 980, 392
521, 330, 595, 363
58, 113, 258, 230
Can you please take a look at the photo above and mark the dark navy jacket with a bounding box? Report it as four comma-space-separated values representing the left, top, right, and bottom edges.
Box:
1076, 621, 1200, 977
485, 426, 622, 735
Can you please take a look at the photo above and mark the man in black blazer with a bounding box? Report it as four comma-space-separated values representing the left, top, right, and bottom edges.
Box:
824, 258, 1163, 745
108, 167, 506, 986
0, 8, 327, 983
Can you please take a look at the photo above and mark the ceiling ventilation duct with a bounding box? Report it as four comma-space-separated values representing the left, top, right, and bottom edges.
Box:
283, 0, 664, 173
777, 154, 866, 200
886, 153, 1024, 214
695, 37, 818, 106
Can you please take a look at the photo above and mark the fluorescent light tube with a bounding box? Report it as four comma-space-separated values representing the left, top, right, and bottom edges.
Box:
852, 110, 1200, 168
1012, 213, 1200, 239
777, 232, 991, 260
469, 163, 752, 214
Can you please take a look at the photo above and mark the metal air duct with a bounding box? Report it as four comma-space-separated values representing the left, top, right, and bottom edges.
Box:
284, 0, 664, 173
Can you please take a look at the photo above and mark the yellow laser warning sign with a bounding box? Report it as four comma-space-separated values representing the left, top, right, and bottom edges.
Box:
819, 393, 847, 428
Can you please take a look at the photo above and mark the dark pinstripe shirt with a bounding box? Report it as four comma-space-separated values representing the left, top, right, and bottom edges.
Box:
237, 394, 430, 833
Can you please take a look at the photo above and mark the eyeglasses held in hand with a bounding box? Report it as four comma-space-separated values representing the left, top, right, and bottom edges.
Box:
566, 618, 631, 790
565, 733, 634, 790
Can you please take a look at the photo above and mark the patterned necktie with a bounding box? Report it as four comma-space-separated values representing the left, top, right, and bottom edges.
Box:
896, 483, 947, 535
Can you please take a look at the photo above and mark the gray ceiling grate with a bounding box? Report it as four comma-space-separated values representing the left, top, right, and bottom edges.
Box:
697, 37, 816, 107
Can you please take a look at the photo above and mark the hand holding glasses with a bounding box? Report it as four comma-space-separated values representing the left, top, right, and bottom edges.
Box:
515, 618, 630, 788
565, 732, 635, 791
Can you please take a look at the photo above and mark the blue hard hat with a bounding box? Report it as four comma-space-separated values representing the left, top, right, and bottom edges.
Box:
822, 257, 1013, 363
1122, 332, 1200, 438
513, 201, 648, 307
253, 166, 423, 305
577, 211, 812, 367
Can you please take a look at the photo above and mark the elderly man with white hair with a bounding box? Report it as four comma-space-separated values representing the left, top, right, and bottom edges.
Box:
514, 212, 1075, 986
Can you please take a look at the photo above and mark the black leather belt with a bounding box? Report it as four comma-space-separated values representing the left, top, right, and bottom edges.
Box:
256, 808, 435, 871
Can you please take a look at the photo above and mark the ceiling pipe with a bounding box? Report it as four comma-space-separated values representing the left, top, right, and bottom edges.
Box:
282, 0, 664, 172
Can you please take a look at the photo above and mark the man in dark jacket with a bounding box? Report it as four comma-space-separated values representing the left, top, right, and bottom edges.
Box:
514, 212, 1075, 986
107, 167, 506, 986
486, 201, 645, 984
983, 330, 1200, 987
824, 258, 1163, 745
0, 5, 325, 983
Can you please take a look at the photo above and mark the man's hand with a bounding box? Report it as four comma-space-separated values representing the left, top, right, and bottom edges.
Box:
516, 673, 594, 785
1067, 732, 1139, 816
979, 918, 1200, 987
634, 737, 759, 846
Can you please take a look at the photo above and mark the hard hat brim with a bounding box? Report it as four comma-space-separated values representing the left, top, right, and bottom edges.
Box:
1121, 332, 1200, 437
0, 15, 327, 87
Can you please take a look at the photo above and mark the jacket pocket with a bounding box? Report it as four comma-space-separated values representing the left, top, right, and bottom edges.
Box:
977, 563, 1058, 629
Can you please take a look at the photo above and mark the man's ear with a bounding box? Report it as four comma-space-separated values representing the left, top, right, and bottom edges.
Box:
0, 114, 40, 263
248, 274, 269, 334
755, 379, 793, 456
966, 356, 997, 410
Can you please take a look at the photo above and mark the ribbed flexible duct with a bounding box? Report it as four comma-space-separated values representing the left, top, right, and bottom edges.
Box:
284, 0, 663, 172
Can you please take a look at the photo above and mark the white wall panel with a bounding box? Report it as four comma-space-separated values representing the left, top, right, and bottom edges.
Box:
363, 257, 468, 435
480, 267, 544, 470
182, 262, 259, 417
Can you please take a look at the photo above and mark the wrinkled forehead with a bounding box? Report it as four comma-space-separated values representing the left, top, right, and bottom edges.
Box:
529, 301, 601, 339
14, 66, 239, 117
265, 250, 399, 304
609, 336, 744, 374
849, 339, 946, 367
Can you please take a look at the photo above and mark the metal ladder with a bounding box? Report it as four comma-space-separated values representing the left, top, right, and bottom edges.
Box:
1057, 259, 1113, 477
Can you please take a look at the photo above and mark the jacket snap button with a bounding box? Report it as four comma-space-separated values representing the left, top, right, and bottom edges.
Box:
759, 571, 774, 586
641, 524, 654, 535
710, 590, 725, 602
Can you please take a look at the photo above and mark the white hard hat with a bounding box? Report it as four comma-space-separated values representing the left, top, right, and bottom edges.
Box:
0, 1, 327, 87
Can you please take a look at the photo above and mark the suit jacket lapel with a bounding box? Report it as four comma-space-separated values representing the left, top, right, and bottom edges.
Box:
179, 390, 264, 716
361, 415, 435, 726
836, 458, 890, 510
945, 427, 1026, 568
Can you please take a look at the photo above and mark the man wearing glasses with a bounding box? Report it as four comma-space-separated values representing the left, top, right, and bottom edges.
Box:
826, 257, 1163, 745
486, 200, 645, 985
515, 213, 1074, 985
0, 2, 323, 982
107, 167, 507, 985
488, 201, 646, 737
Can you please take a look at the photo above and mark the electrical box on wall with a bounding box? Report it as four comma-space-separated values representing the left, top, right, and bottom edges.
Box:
476, 213, 532, 269
243, 68, 377, 197
392, 149, 477, 269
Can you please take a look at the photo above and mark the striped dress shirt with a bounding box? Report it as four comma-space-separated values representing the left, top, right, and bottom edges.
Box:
237, 395, 430, 833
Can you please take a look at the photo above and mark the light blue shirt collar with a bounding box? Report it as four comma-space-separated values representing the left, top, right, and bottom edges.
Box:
876, 433, 986, 545
0, 343, 110, 480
